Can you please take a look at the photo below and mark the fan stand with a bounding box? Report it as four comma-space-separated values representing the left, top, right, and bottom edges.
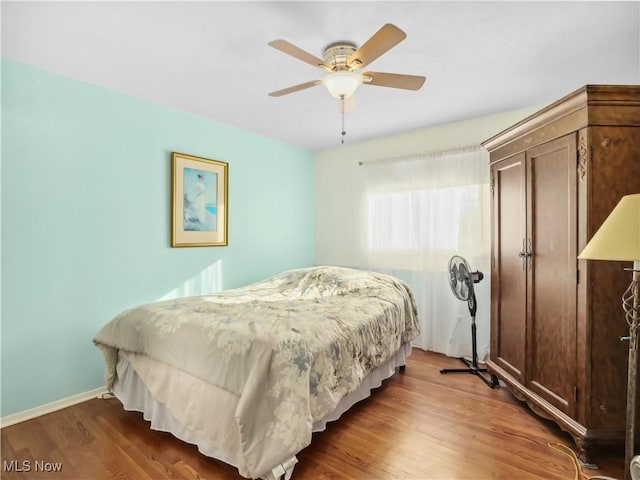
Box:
440, 291, 500, 389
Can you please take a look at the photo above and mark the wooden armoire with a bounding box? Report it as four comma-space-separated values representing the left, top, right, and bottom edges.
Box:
481, 85, 640, 463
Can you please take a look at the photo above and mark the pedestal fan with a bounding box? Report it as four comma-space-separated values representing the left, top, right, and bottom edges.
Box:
440, 255, 499, 388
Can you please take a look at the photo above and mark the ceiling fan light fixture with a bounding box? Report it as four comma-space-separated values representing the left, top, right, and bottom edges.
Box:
322, 71, 362, 99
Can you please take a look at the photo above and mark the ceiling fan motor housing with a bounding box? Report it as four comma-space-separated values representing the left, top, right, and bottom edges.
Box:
322, 42, 358, 71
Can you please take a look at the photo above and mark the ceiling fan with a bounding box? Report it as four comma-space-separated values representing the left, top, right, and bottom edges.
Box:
267, 24, 426, 101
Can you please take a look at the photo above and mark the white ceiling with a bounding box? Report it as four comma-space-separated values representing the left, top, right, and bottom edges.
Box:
2, 1, 639, 151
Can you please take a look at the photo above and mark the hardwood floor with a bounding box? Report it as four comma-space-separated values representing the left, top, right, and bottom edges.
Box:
1, 350, 625, 479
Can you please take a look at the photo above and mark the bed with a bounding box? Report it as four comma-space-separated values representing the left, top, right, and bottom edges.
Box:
94, 265, 420, 479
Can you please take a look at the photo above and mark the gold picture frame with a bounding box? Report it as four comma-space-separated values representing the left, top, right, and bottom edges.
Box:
172, 152, 228, 247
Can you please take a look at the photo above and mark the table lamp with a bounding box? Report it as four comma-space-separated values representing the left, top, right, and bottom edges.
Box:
578, 193, 640, 480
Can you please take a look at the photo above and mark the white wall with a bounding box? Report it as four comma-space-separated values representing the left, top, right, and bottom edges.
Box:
314, 106, 540, 266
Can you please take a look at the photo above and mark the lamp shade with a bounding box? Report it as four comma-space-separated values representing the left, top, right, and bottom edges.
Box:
578, 193, 640, 261
322, 71, 362, 99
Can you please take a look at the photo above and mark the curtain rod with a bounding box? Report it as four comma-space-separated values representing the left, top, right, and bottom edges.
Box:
358, 144, 482, 166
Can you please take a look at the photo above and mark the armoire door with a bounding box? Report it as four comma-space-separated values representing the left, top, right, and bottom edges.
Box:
526, 134, 577, 416
490, 152, 527, 384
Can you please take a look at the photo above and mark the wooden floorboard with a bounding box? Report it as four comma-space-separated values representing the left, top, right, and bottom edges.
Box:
1, 350, 625, 479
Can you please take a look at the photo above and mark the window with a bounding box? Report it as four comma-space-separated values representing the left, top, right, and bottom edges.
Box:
367, 184, 483, 253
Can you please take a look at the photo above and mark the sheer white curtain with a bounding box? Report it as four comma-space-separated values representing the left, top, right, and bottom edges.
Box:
360, 146, 491, 359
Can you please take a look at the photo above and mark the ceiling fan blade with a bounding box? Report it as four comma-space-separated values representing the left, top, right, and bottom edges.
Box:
363, 71, 426, 90
268, 39, 327, 69
348, 24, 407, 69
268, 79, 321, 97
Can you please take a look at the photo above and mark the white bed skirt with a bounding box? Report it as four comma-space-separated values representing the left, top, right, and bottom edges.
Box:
112, 342, 412, 479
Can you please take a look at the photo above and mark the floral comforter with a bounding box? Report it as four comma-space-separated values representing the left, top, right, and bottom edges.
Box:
94, 266, 419, 479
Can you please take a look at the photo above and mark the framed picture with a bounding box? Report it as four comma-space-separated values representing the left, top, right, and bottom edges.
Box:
172, 152, 228, 247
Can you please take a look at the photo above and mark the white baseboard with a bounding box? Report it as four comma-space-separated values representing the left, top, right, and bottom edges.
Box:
0, 386, 109, 428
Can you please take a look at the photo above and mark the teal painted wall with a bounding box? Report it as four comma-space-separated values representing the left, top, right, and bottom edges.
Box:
1, 59, 315, 417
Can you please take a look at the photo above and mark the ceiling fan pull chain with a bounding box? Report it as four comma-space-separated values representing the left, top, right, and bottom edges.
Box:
340, 96, 346, 144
